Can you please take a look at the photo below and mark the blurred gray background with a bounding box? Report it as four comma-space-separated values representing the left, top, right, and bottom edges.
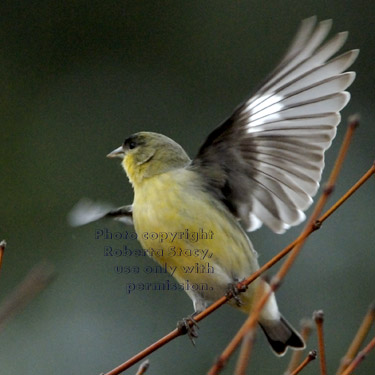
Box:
1, 1, 374, 374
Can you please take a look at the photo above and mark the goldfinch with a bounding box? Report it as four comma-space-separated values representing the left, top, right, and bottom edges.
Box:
71, 17, 358, 355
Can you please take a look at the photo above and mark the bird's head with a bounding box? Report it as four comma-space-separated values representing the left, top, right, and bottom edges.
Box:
107, 132, 191, 185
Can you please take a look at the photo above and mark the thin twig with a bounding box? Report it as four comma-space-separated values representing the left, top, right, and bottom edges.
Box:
337, 302, 375, 374
314, 310, 327, 375
318, 163, 375, 224
234, 331, 256, 375
0, 261, 55, 332
233, 282, 265, 375
327, 114, 359, 185
285, 319, 314, 375
340, 337, 375, 375
0, 240, 6, 276
208, 316, 251, 374
208, 311, 254, 374
289, 350, 317, 375
135, 360, 150, 375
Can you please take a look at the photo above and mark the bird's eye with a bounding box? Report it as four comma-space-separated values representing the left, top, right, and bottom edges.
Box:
129, 141, 137, 149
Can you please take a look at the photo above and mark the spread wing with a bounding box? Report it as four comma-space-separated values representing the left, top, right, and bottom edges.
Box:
191, 17, 358, 233
68, 198, 133, 227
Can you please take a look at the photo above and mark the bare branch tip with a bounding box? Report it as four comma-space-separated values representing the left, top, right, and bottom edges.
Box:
136, 359, 150, 375
0, 240, 6, 249
313, 310, 324, 323
348, 113, 360, 128
309, 350, 318, 360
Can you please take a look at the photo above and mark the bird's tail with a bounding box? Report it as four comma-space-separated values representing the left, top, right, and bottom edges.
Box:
237, 279, 305, 356
259, 315, 305, 356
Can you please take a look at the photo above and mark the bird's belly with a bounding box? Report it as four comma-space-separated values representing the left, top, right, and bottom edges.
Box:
132, 174, 259, 301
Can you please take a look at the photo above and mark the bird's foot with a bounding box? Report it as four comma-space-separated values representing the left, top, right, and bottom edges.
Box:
177, 313, 199, 345
226, 280, 247, 307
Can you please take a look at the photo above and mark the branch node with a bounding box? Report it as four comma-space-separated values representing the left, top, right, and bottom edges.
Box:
323, 183, 335, 195
313, 220, 322, 230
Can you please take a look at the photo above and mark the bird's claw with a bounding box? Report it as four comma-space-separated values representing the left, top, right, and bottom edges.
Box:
177, 315, 199, 345
226, 281, 247, 307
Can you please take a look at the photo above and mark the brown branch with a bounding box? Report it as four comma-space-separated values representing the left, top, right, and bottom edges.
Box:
285, 319, 314, 375
337, 302, 375, 374
104, 329, 181, 375
0, 240, 6, 276
233, 282, 265, 375
209, 283, 265, 375
234, 330, 256, 375
327, 114, 359, 185
289, 350, 317, 375
0, 261, 55, 332
314, 310, 327, 375
340, 336, 375, 375
102, 119, 375, 375
318, 163, 375, 224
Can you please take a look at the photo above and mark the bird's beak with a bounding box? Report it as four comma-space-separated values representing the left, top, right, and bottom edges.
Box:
106, 146, 125, 159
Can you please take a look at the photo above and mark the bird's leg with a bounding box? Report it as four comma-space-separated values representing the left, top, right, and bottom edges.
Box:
226, 279, 248, 307
177, 312, 199, 345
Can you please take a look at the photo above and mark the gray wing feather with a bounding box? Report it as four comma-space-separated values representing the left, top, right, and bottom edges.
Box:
192, 18, 358, 233
68, 198, 133, 227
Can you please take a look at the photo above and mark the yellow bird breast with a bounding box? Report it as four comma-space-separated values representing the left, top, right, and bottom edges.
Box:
131, 168, 260, 303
